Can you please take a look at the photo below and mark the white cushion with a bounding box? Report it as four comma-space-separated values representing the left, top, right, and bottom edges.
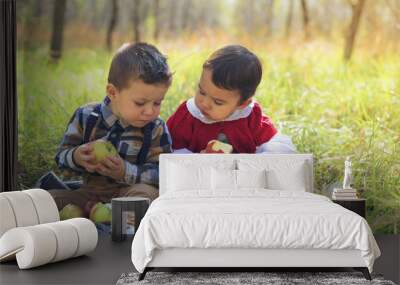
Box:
42, 222, 79, 262
0, 189, 98, 269
0, 196, 17, 237
1, 191, 39, 227
266, 167, 306, 191
0, 189, 60, 237
168, 163, 211, 191
167, 159, 235, 192
236, 169, 268, 189
238, 159, 308, 191
160, 154, 313, 195
212, 168, 236, 190
0, 218, 97, 269
166, 156, 236, 170
0, 226, 57, 269
24, 189, 60, 224
211, 169, 268, 191
65, 218, 98, 257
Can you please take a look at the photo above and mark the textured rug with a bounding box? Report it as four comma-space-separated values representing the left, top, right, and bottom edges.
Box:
116, 271, 396, 285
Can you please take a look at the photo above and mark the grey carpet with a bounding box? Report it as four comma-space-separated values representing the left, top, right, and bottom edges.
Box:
116, 271, 396, 285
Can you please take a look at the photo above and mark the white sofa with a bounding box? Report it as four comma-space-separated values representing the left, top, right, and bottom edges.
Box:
0, 189, 98, 269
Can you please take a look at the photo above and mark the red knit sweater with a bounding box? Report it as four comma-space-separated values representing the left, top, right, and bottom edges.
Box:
167, 101, 277, 153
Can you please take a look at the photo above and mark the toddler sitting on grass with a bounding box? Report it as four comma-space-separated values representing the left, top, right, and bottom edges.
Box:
167, 45, 296, 154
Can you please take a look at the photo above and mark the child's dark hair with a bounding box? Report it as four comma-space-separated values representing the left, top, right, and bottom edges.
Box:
203, 45, 262, 103
108, 42, 172, 90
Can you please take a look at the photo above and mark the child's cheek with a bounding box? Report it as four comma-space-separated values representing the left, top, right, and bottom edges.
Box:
155, 106, 161, 116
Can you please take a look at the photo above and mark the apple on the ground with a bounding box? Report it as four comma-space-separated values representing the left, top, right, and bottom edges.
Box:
59, 204, 84, 220
89, 202, 112, 224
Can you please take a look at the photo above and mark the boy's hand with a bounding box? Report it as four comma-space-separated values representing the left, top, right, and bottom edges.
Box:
73, 143, 98, 173
95, 156, 125, 180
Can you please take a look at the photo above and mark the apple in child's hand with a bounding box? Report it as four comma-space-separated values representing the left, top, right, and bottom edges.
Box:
205, 140, 233, 154
92, 140, 118, 162
89, 202, 112, 224
59, 204, 84, 220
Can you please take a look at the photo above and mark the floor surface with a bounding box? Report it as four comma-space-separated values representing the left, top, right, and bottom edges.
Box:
0, 234, 134, 285
0, 234, 398, 285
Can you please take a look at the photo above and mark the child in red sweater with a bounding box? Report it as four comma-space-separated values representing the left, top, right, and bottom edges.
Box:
167, 45, 296, 154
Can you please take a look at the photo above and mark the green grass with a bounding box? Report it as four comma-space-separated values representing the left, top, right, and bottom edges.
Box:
17, 44, 400, 234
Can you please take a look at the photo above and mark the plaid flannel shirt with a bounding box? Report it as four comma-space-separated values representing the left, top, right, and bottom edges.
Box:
55, 97, 172, 187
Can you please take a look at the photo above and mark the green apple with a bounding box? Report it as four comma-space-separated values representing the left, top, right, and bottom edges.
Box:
92, 140, 118, 162
89, 202, 112, 224
59, 204, 84, 220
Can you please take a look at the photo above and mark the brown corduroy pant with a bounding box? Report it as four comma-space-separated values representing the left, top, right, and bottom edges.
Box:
48, 176, 158, 211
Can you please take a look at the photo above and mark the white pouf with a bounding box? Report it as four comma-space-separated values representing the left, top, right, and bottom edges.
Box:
0, 189, 98, 269
0, 218, 98, 269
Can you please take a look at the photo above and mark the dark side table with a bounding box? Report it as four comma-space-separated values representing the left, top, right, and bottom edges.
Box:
111, 197, 150, 242
332, 198, 366, 218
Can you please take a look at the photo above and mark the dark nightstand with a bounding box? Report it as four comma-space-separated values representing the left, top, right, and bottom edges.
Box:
111, 197, 150, 242
332, 198, 366, 218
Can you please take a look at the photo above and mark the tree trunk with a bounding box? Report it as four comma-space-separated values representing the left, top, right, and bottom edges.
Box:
285, 0, 293, 39
344, 0, 366, 61
385, 0, 400, 41
386, 0, 400, 22
89, 0, 97, 28
50, 0, 67, 61
266, 0, 274, 37
301, 0, 310, 40
141, 0, 151, 21
244, 1, 255, 33
168, 0, 177, 34
34, 0, 43, 18
181, 0, 191, 31
153, 0, 160, 40
133, 0, 141, 43
106, 0, 118, 51
23, 0, 42, 48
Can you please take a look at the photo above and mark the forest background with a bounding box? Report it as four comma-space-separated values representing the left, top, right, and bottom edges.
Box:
16, 0, 400, 234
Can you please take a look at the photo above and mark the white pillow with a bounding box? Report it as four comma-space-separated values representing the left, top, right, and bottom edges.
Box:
266, 167, 306, 191
211, 169, 268, 190
167, 159, 236, 193
211, 168, 237, 190
236, 169, 267, 189
238, 159, 308, 191
167, 162, 211, 191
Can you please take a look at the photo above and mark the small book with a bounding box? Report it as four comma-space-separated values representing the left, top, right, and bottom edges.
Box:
333, 193, 357, 197
332, 194, 358, 199
332, 197, 358, 200
333, 188, 357, 193
35, 171, 71, 190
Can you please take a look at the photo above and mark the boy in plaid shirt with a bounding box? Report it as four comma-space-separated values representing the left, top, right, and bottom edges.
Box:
49, 42, 172, 212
